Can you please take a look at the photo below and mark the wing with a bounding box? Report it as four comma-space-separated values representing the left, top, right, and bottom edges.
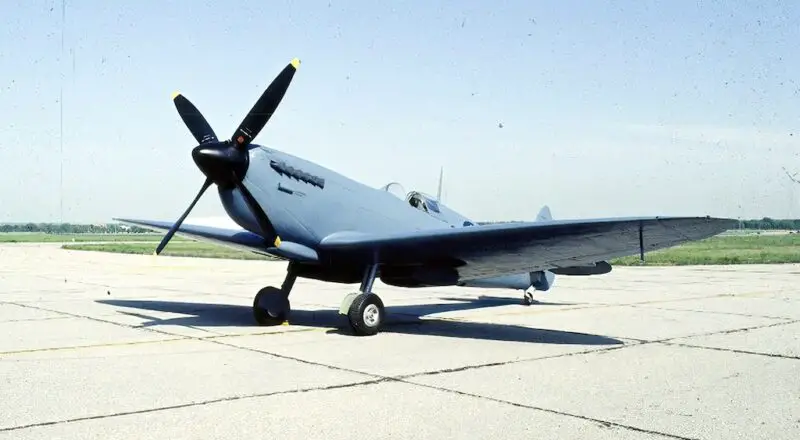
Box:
318, 216, 737, 280
115, 218, 322, 262
114, 218, 271, 254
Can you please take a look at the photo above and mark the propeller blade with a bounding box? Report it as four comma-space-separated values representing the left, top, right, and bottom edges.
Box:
232, 58, 300, 148
234, 180, 279, 244
155, 177, 213, 255
172, 92, 218, 144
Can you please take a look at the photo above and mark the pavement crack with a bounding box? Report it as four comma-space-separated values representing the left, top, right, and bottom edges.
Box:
397, 319, 800, 379
398, 380, 699, 440
626, 303, 793, 321
0, 316, 71, 324
660, 342, 800, 360
7, 296, 797, 440
6, 302, 192, 339
396, 341, 640, 380
657, 318, 800, 343
6, 301, 386, 381
0, 378, 387, 433
0, 338, 187, 356
608, 320, 800, 361
207, 338, 385, 379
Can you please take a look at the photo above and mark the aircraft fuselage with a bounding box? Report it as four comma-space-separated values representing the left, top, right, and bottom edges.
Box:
223, 145, 458, 248
216, 145, 549, 291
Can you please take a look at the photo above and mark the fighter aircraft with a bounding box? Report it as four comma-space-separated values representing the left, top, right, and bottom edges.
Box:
116, 57, 737, 336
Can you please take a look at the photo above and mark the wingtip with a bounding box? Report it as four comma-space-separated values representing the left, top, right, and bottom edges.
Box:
704, 217, 740, 234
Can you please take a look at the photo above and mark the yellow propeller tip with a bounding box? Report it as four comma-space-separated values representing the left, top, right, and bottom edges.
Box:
274, 236, 281, 247
290, 58, 301, 69
171, 91, 181, 100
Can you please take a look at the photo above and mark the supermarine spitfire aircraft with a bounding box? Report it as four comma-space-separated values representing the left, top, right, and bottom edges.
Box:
117, 58, 737, 336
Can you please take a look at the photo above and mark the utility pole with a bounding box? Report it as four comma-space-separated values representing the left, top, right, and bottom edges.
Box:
784, 167, 799, 220
59, 0, 66, 223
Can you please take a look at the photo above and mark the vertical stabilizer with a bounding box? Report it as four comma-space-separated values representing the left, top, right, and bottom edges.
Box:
535, 205, 552, 222
530, 204, 556, 292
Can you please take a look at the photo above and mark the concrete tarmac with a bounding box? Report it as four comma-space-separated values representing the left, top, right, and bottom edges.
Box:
1, 243, 798, 439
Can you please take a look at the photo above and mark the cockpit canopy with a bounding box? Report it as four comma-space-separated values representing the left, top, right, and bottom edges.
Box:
380, 181, 473, 226
379, 182, 439, 213
406, 191, 440, 213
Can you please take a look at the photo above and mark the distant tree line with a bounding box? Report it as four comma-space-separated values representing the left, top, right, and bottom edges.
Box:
479, 217, 800, 230
1, 218, 799, 234
0, 223, 152, 234
739, 218, 800, 230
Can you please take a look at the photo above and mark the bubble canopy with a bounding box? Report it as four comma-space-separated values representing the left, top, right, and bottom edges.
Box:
380, 182, 473, 227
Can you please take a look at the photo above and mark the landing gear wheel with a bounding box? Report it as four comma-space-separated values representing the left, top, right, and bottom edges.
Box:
347, 293, 385, 336
253, 286, 290, 325
523, 291, 535, 306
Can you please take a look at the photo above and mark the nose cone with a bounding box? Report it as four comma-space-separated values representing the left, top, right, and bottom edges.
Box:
191, 142, 249, 188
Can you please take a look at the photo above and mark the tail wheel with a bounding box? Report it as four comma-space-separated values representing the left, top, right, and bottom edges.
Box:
523, 291, 535, 306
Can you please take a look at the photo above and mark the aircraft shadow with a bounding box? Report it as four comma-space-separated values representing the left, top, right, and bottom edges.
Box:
96, 295, 623, 346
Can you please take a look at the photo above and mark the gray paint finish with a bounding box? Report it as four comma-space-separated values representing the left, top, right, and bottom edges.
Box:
118, 143, 736, 292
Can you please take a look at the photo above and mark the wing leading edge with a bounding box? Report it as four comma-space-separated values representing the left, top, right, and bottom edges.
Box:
117, 215, 736, 282
318, 216, 737, 280
114, 218, 323, 262
113, 218, 274, 256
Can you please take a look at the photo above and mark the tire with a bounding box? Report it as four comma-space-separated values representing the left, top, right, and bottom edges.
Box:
253, 286, 289, 325
347, 293, 385, 336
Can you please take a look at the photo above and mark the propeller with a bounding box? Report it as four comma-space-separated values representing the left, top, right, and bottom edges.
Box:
172, 94, 218, 144
153, 58, 300, 255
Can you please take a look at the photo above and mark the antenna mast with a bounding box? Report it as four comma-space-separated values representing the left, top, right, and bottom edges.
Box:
436, 166, 443, 201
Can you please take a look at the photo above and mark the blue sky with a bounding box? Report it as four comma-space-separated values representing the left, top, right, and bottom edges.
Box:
1, 0, 799, 223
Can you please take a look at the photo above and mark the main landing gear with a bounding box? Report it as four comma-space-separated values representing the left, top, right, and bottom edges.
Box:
252, 263, 296, 326
338, 264, 385, 336
251, 262, 387, 336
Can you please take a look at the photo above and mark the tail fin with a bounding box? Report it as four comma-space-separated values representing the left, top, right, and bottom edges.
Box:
535, 205, 552, 222
530, 205, 556, 291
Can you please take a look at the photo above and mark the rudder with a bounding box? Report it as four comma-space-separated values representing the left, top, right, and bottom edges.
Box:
530, 204, 556, 291
535, 205, 552, 222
